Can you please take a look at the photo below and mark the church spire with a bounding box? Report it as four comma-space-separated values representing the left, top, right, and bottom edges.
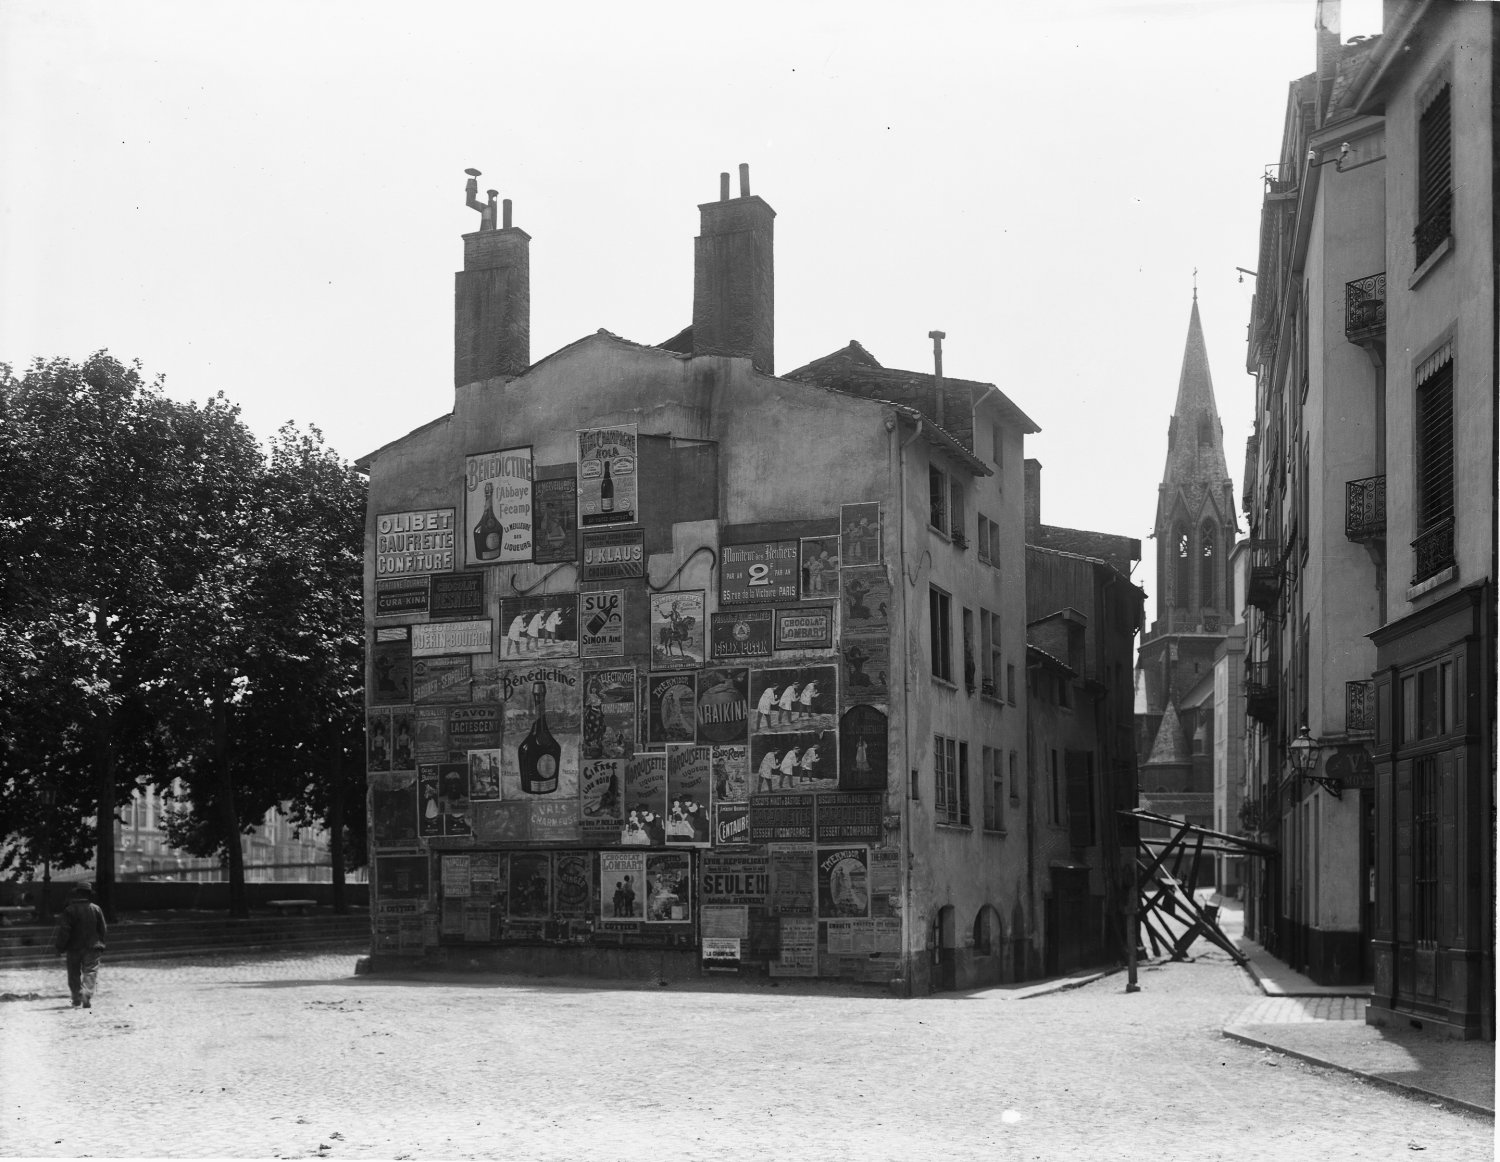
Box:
1161, 296, 1231, 495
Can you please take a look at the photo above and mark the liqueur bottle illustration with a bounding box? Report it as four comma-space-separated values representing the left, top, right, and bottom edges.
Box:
473, 482, 504, 561
517, 681, 561, 794
600, 460, 615, 512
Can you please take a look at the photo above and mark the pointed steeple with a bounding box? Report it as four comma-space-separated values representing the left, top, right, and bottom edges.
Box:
1146, 701, 1189, 766
1161, 296, 1231, 492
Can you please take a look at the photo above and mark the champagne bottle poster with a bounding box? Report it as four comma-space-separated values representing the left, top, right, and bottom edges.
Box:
465, 446, 534, 566
500, 594, 579, 660
497, 664, 581, 800
577, 424, 637, 528
582, 668, 635, 759
650, 591, 705, 669
621, 752, 667, 846
665, 745, 712, 845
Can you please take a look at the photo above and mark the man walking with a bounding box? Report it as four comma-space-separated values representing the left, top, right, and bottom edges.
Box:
53, 883, 107, 1009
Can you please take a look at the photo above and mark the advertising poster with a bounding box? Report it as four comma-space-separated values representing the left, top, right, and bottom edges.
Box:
467, 749, 502, 801
449, 704, 500, 751
650, 591, 705, 669
838, 705, 889, 790
665, 746, 712, 845
841, 565, 890, 634
748, 665, 838, 792
533, 475, 579, 564
841, 637, 889, 705
371, 627, 412, 706
442, 853, 471, 897
750, 794, 816, 844
466, 446, 534, 566
431, 572, 485, 620
869, 849, 901, 919
601, 851, 647, 920
578, 424, 638, 527
508, 853, 552, 918
772, 916, 818, 976
720, 541, 799, 605
553, 851, 592, 918
414, 707, 449, 763
471, 800, 529, 844
375, 575, 430, 618
500, 594, 579, 660
713, 801, 751, 847
391, 710, 416, 770
531, 800, 582, 843
701, 853, 769, 906
376, 508, 456, 577
646, 672, 697, 747
645, 852, 692, 923
774, 606, 834, 652
413, 619, 492, 657
621, 753, 667, 846
470, 658, 501, 704
710, 609, 773, 660
815, 792, 884, 843
711, 744, 749, 804
580, 590, 625, 658
413, 656, 472, 707
367, 710, 392, 772
702, 910, 749, 939
581, 529, 644, 582
580, 757, 626, 836
419, 762, 472, 837
376, 854, 430, 899
818, 847, 870, 918
582, 668, 635, 759
695, 667, 748, 745
371, 774, 419, 849
799, 536, 841, 599
840, 502, 882, 566
464, 906, 493, 943
498, 664, 581, 801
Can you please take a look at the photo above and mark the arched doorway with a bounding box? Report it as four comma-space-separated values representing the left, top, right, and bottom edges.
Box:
932, 905, 957, 991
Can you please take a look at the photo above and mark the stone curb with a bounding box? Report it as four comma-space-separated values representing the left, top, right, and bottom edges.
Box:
1221, 1025, 1495, 1119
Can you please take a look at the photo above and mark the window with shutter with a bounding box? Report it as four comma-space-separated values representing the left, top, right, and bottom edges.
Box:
1065, 751, 1095, 847
1415, 84, 1452, 266
1413, 359, 1455, 582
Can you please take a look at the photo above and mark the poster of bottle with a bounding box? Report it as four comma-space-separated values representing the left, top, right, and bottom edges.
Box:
465, 447, 533, 566
497, 664, 581, 801
650, 591, 705, 669
645, 851, 692, 923
709, 609, 773, 660
799, 536, 841, 600
391, 710, 416, 770
840, 502, 882, 566
370, 773, 419, 849
412, 656, 472, 706
838, 705, 889, 791
621, 753, 667, 846
578, 424, 637, 528
532, 474, 579, 564
582, 667, 635, 759
499, 594, 579, 660
817, 847, 870, 918
371, 626, 412, 706
601, 851, 646, 920
711, 743, 749, 804
665, 746, 713, 846
366, 710, 391, 772
748, 665, 839, 791
645, 672, 697, 746
418, 762, 471, 837
696, 667, 748, 745
508, 853, 552, 918
840, 565, 890, 634
841, 637, 889, 705
553, 851, 592, 918
581, 757, 626, 836
467, 749, 502, 800
579, 590, 624, 658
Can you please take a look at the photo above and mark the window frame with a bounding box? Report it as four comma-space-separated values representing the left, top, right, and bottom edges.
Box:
929, 586, 954, 683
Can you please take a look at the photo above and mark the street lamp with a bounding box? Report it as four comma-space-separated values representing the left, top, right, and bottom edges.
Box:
35, 779, 57, 922
1288, 727, 1342, 799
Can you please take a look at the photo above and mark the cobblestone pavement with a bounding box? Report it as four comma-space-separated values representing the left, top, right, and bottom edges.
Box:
1, 949, 1492, 1161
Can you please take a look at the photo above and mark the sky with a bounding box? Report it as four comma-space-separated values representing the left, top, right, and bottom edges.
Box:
0, 0, 1384, 617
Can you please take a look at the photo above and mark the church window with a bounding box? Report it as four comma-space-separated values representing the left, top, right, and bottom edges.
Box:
1199, 522, 1217, 607
1174, 524, 1190, 606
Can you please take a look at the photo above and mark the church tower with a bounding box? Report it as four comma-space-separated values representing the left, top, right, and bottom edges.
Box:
1135, 294, 1238, 824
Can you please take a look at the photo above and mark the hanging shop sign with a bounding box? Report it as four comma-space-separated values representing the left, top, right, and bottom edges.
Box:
412, 619, 493, 657
578, 424, 638, 528
431, 573, 485, 620
376, 508, 455, 577
774, 606, 834, 651
720, 541, 799, 605
375, 575, 430, 618
533, 475, 579, 564
710, 609, 773, 660
581, 529, 645, 582
466, 447, 534, 566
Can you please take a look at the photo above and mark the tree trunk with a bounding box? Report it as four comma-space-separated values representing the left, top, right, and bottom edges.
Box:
93, 703, 118, 923
328, 724, 347, 915
212, 698, 249, 918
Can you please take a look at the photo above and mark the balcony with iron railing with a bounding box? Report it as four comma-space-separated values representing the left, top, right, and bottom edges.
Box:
1346, 679, 1375, 737
1244, 661, 1277, 726
1345, 273, 1386, 343
1412, 517, 1455, 585
1345, 475, 1386, 542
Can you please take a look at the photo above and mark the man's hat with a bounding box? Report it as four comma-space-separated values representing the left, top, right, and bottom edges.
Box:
70, 882, 94, 898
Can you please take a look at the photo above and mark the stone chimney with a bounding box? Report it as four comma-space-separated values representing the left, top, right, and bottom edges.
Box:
1024, 458, 1042, 541
455, 169, 530, 387
692, 164, 775, 374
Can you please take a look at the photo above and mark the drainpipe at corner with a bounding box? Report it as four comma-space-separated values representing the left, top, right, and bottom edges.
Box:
892, 412, 924, 995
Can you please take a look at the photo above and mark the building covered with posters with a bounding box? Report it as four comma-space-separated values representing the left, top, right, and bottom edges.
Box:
358, 166, 1042, 993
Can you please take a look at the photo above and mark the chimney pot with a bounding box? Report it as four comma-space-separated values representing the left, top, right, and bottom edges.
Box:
738, 163, 750, 197
503, 198, 513, 230
720, 172, 730, 202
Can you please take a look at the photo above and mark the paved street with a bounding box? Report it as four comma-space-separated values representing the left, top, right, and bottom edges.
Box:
0, 947, 1491, 1160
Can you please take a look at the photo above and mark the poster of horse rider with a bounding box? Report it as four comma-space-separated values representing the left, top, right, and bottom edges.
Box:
499, 594, 580, 660
650, 590, 705, 668
582, 667, 635, 760
840, 564, 890, 634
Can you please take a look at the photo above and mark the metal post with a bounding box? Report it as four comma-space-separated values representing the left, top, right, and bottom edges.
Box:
1126, 854, 1140, 992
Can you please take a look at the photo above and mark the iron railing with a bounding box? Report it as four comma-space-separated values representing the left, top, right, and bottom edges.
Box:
1414, 193, 1452, 267
1345, 273, 1386, 340
1244, 661, 1277, 726
1412, 517, 1455, 584
1345, 475, 1386, 541
1346, 679, 1376, 735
